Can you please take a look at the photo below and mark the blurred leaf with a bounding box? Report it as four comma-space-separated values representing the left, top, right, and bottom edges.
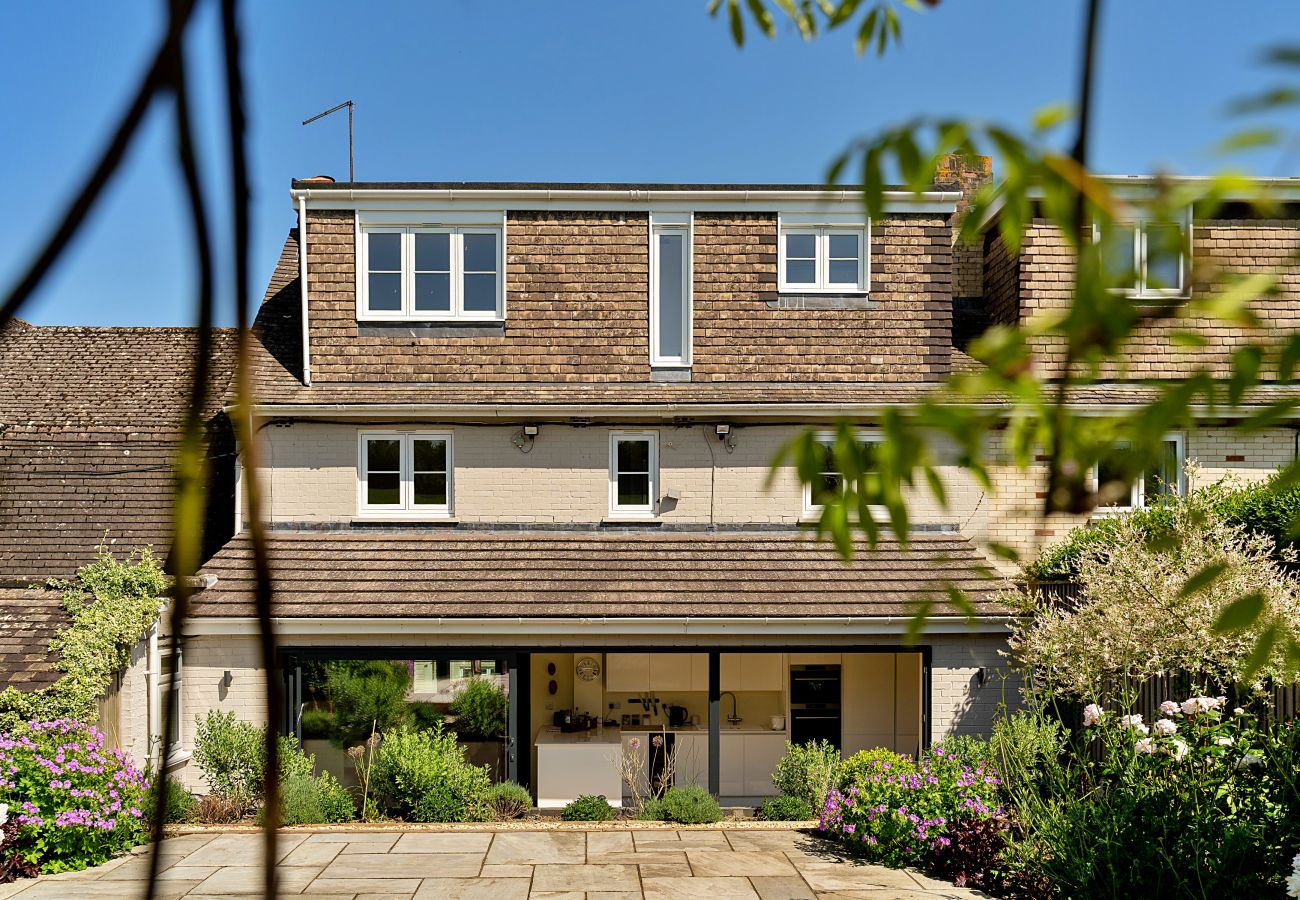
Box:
1228, 345, 1263, 407
945, 585, 977, 622
1168, 330, 1209, 348
988, 542, 1021, 563
904, 598, 933, 645
1179, 562, 1228, 598
1227, 86, 1300, 116
1242, 625, 1279, 681
1263, 45, 1300, 67
729, 0, 746, 46
1279, 333, 1300, 381
745, 0, 776, 37
1031, 102, 1073, 134
1214, 591, 1265, 633
1212, 128, 1283, 157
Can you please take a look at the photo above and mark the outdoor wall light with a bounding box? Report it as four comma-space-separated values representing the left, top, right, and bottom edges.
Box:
222, 670, 233, 688
977, 667, 987, 687
715, 423, 738, 453
512, 424, 540, 453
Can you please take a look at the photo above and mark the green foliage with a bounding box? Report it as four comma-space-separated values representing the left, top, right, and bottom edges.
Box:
300, 707, 336, 740
1002, 702, 1299, 896
932, 734, 998, 773
636, 796, 668, 821
193, 710, 264, 811
772, 740, 841, 813
369, 725, 490, 823
275, 772, 354, 825
560, 794, 614, 822
145, 778, 197, 825
708, 0, 915, 56
659, 785, 723, 824
408, 701, 443, 732
448, 677, 507, 739
1026, 473, 1300, 580
483, 781, 532, 820
991, 709, 1066, 797
839, 748, 915, 789
756, 794, 814, 821
324, 660, 411, 745
0, 545, 168, 730
0, 720, 149, 874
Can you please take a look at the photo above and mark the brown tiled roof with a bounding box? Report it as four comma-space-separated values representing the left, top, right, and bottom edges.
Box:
0, 321, 240, 580
193, 530, 1007, 620
0, 587, 69, 690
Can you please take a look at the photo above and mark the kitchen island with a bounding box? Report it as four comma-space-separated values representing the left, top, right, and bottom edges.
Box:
535, 727, 623, 809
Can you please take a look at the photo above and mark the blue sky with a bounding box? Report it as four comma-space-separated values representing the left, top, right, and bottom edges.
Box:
2, 1, 1295, 326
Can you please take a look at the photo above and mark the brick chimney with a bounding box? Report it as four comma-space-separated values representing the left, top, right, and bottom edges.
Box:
934, 153, 992, 300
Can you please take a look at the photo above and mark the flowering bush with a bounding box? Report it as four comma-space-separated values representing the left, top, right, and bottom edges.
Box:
820, 743, 1002, 868
1288, 851, 1300, 899
0, 719, 148, 873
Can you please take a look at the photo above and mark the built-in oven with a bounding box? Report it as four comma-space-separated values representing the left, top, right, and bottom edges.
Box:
790, 664, 841, 750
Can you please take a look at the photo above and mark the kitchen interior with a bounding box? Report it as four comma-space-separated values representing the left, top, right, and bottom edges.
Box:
531, 651, 922, 808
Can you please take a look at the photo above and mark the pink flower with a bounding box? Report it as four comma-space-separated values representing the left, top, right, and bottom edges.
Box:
1082, 704, 1102, 727
1134, 738, 1156, 755
1153, 719, 1178, 737
1159, 700, 1179, 717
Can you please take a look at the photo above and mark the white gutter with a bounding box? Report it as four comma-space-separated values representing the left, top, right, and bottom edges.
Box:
289, 186, 961, 215
244, 399, 1300, 420
185, 615, 1012, 638
297, 193, 312, 386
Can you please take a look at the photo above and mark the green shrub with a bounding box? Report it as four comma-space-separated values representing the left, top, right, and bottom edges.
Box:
145, 779, 198, 825
324, 660, 411, 745
300, 708, 336, 740
756, 794, 814, 821
636, 797, 668, 821
370, 725, 490, 822
276, 772, 355, 825
0, 720, 149, 874
193, 710, 264, 810
449, 678, 507, 739
772, 740, 841, 814
992, 710, 1066, 795
484, 781, 532, 820
561, 794, 615, 822
932, 734, 998, 772
660, 785, 723, 824
409, 701, 444, 731
839, 748, 915, 789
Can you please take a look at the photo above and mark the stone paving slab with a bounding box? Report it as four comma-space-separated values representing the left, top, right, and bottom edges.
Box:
0, 828, 986, 898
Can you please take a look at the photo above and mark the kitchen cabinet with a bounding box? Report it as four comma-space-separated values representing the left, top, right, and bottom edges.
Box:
649, 653, 708, 692
717, 731, 787, 797
689, 654, 710, 691
605, 653, 650, 692
719, 653, 784, 692
673, 733, 708, 788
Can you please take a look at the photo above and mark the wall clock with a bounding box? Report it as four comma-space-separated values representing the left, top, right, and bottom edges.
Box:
575, 656, 601, 682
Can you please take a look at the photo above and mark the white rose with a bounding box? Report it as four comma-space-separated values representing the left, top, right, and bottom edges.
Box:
1119, 713, 1143, 728
1082, 704, 1102, 727
1237, 753, 1262, 769
1233, 707, 1245, 717
1159, 700, 1179, 717
1167, 738, 1189, 762
1180, 698, 1200, 716
1214, 736, 1234, 747
1134, 738, 1156, 755
1287, 870, 1300, 899
1153, 719, 1178, 737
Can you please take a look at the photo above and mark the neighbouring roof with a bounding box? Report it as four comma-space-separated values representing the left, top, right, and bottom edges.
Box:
0, 320, 240, 580
192, 530, 1007, 620
0, 586, 69, 690
290, 180, 920, 194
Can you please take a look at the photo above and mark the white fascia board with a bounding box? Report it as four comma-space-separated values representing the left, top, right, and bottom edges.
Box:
185, 615, 1013, 638
245, 399, 1300, 421
289, 186, 961, 216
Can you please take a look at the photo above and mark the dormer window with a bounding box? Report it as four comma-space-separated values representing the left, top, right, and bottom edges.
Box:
358, 226, 504, 321
778, 220, 869, 293
1096, 212, 1190, 299
1092, 434, 1185, 512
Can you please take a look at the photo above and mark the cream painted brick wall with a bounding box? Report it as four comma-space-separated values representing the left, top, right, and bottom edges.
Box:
116, 640, 152, 765
256, 423, 985, 527
929, 635, 1021, 738
170, 635, 267, 791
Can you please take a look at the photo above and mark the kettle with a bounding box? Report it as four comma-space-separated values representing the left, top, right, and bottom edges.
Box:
666, 705, 690, 727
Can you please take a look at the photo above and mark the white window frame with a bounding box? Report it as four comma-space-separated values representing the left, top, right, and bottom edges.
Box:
802, 430, 885, 519
357, 225, 505, 321
160, 646, 184, 763
778, 220, 870, 294
357, 430, 454, 518
1094, 209, 1191, 300
649, 214, 693, 368
1091, 433, 1186, 513
608, 431, 659, 519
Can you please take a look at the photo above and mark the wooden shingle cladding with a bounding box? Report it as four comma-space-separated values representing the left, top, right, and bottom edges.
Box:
0, 321, 239, 580
193, 530, 1006, 620
992, 214, 1300, 379
297, 208, 954, 386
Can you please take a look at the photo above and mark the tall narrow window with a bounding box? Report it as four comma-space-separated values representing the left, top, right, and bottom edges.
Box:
359, 431, 453, 516
359, 226, 504, 320
650, 218, 692, 367
159, 648, 183, 761
609, 431, 658, 518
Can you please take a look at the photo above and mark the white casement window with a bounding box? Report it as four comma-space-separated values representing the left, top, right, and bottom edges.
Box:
358, 431, 453, 517
160, 647, 183, 761
1093, 434, 1186, 511
779, 222, 869, 293
803, 431, 885, 519
1095, 211, 1191, 299
650, 215, 692, 367
358, 226, 504, 320
609, 431, 658, 518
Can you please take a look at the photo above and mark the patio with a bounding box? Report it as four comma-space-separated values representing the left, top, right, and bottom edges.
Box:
0, 828, 984, 899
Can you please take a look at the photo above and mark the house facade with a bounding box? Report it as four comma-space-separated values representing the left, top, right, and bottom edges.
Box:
1, 161, 1298, 806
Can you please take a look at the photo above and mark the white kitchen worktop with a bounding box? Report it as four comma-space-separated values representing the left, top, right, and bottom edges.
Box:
535, 728, 621, 746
